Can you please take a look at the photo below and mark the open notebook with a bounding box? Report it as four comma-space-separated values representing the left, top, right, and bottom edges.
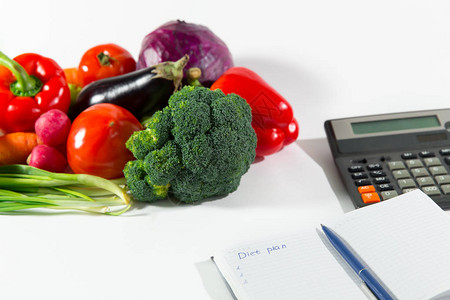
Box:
212, 190, 450, 300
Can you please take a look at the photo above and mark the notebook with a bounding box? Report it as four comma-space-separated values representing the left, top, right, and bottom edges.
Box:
212, 190, 450, 300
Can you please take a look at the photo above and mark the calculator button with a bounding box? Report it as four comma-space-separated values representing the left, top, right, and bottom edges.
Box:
367, 163, 382, 171
381, 190, 398, 200
429, 166, 448, 176
435, 175, 450, 185
348, 165, 364, 172
355, 179, 371, 186
401, 152, 417, 159
373, 177, 390, 184
392, 169, 411, 179
422, 185, 441, 196
405, 159, 424, 169
441, 184, 450, 195
398, 178, 416, 189
358, 185, 375, 193
403, 188, 418, 193
416, 177, 435, 187
377, 183, 394, 191
444, 157, 450, 165
351, 172, 368, 180
370, 170, 386, 177
387, 161, 406, 170
439, 149, 450, 156
423, 157, 442, 167
361, 192, 380, 204
410, 167, 429, 178
419, 151, 435, 158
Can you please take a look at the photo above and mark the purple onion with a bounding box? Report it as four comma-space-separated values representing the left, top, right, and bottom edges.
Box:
137, 20, 234, 87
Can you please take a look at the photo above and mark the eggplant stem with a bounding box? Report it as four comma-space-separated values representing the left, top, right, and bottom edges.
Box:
151, 54, 189, 92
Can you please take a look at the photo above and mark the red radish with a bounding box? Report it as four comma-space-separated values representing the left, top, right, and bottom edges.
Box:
34, 109, 71, 146
27, 144, 67, 173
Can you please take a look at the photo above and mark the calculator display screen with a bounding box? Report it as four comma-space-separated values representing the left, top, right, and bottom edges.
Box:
351, 115, 440, 135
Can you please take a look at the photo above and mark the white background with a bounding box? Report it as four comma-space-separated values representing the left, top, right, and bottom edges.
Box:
1, 1, 450, 299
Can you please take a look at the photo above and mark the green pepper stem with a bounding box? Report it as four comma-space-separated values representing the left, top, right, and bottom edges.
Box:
0, 51, 42, 96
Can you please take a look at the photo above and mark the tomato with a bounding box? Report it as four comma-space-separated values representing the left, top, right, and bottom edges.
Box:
66, 103, 143, 179
78, 43, 136, 87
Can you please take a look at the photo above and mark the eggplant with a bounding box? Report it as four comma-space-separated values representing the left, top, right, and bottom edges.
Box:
68, 55, 189, 121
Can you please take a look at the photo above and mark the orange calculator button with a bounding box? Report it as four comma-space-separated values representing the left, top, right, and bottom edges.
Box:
358, 185, 376, 194
361, 192, 381, 204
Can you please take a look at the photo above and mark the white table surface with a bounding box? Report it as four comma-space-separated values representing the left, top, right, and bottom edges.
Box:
2, 1, 450, 299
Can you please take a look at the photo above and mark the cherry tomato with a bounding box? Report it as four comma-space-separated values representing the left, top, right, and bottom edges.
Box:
66, 103, 143, 179
78, 43, 136, 87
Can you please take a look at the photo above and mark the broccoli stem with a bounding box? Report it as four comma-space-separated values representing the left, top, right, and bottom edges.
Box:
0, 165, 131, 215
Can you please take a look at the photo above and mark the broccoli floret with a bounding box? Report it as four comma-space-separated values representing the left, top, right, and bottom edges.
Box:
123, 160, 169, 203
124, 86, 257, 203
126, 108, 172, 160
143, 140, 182, 186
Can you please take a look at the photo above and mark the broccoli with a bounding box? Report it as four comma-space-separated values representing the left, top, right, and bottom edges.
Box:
124, 85, 257, 203
123, 160, 170, 202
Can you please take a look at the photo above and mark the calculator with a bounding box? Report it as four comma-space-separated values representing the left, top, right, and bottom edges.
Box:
325, 109, 450, 210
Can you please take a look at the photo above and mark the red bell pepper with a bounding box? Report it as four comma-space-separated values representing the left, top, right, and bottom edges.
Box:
211, 67, 299, 157
0, 51, 71, 133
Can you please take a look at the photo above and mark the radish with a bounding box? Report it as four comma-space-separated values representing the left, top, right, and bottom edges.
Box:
34, 109, 71, 146
27, 144, 67, 173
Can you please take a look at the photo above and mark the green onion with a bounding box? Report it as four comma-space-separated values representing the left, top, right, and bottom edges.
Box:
0, 164, 131, 215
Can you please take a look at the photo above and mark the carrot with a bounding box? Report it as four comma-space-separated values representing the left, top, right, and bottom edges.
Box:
0, 132, 41, 165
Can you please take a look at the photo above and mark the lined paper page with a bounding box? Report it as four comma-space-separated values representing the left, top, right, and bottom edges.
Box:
213, 230, 368, 300
328, 190, 450, 300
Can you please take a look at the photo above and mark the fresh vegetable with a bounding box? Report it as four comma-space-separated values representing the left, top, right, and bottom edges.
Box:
68, 55, 189, 121
124, 86, 256, 203
27, 144, 67, 173
64, 67, 82, 87
0, 164, 130, 215
67, 103, 143, 179
0, 51, 71, 133
211, 67, 299, 157
137, 20, 233, 87
34, 109, 71, 147
0, 132, 41, 165
77, 43, 136, 87
64, 68, 82, 105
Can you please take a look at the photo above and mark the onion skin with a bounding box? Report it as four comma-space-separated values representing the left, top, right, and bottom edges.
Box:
137, 20, 233, 87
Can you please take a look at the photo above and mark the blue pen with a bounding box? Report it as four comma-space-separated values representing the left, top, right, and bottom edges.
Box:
321, 224, 394, 300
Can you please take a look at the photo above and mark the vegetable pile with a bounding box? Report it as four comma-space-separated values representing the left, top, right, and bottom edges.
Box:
0, 19, 299, 215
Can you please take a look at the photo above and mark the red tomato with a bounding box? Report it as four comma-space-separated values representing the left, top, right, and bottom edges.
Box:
78, 43, 136, 86
66, 103, 143, 179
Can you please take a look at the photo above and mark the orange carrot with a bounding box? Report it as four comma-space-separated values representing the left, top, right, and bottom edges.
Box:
0, 132, 41, 165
